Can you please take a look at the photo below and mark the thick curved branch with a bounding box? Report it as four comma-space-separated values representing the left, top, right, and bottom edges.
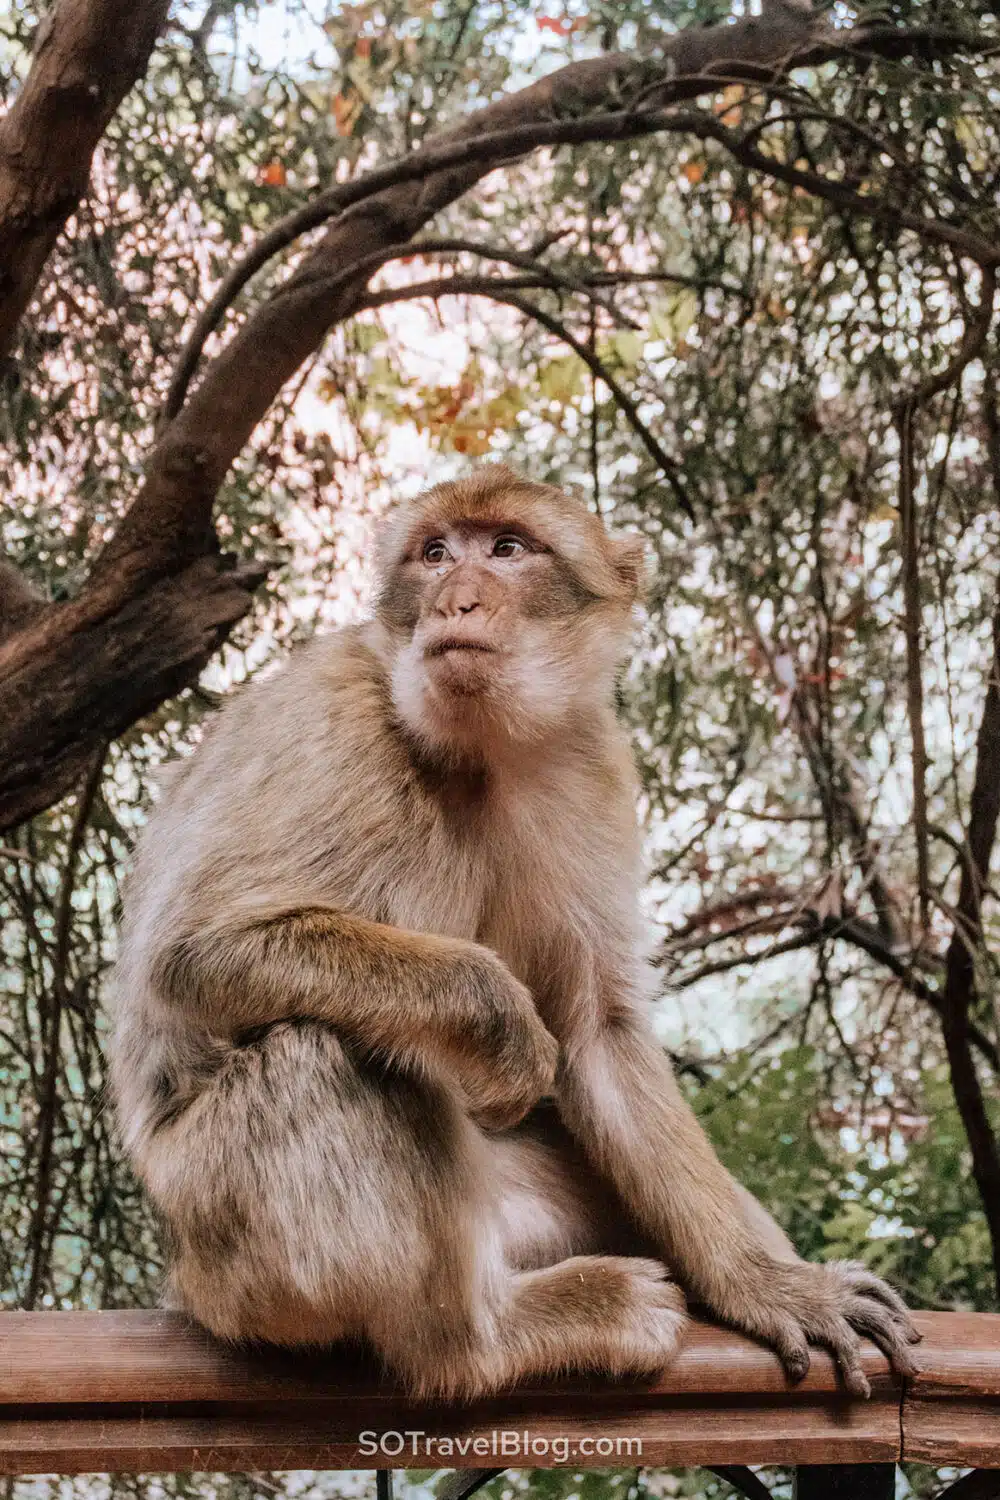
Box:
0, 0, 170, 359
165, 233, 750, 421
0, 6, 986, 831
91, 6, 984, 596
0, 555, 269, 831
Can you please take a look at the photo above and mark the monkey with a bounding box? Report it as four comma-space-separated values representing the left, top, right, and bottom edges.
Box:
109, 463, 919, 1401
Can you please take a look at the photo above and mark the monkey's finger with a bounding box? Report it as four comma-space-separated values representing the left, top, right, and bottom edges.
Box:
818, 1320, 870, 1399
840, 1268, 916, 1325
844, 1299, 921, 1378
848, 1282, 923, 1344
768, 1320, 810, 1383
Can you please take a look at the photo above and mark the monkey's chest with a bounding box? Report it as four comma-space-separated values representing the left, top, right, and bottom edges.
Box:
475, 838, 606, 996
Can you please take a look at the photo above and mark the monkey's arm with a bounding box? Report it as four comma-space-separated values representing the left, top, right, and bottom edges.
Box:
557, 1010, 919, 1396
156, 903, 556, 1128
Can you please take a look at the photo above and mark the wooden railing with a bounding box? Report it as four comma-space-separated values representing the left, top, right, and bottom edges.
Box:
1, 1310, 998, 1497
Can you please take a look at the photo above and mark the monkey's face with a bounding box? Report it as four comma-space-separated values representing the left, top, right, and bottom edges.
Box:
374, 470, 646, 759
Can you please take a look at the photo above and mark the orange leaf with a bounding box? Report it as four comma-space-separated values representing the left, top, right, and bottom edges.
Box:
259, 161, 286, 187
355, 35, 372, 58
538, 15, 572, 34
682, 161, 706, 185
332, 90, 364, 135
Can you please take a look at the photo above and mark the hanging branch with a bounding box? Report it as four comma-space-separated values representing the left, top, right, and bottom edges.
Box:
893, 264, 997, 933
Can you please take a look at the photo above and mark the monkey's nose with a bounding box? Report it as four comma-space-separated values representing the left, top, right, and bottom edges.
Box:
435, 582, 483, 618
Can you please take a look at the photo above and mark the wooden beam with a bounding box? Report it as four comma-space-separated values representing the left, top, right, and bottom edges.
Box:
0, 1309, 997, 1475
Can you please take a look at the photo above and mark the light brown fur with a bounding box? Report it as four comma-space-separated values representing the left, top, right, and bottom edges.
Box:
110, 464, 918, 1400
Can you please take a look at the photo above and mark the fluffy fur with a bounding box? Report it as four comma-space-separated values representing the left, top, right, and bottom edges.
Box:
110, 464, 918, 1400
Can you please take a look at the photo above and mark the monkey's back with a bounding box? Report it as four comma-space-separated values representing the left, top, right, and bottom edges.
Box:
110, 624, 474, 1151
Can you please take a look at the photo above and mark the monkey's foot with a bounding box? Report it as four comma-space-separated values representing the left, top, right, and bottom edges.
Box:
580, 1255, 688, 1380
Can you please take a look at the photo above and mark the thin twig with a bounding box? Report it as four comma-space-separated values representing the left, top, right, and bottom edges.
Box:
358, 277, 697, 517
24, 745, 107, 1309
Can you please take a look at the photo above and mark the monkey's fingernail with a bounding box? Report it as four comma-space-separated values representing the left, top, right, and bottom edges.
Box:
846, 1370, 871, 1399
907, 1328, 923, 1343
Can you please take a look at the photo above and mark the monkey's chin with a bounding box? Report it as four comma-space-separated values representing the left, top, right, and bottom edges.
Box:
428, 650, 497, 698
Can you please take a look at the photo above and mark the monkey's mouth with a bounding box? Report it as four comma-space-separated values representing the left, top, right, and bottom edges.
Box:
425, 638, 499, 659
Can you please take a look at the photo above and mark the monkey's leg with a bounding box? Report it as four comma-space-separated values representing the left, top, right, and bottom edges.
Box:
149, 1021, 685, 1399
489, 1102, 655, 1269
142, 1021, 497, 1350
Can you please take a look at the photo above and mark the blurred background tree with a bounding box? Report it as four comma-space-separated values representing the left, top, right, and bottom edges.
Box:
1, 1, 999, 1497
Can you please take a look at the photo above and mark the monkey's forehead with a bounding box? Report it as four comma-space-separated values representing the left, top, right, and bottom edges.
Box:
378, 465, 609, 562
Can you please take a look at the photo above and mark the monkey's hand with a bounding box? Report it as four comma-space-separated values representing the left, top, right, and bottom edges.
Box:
717, 1257, 920, 1396
450, 949, 559, 1132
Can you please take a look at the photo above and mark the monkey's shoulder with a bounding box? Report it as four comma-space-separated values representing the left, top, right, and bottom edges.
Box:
182, 625, 396, 773
134, 626, 427, 874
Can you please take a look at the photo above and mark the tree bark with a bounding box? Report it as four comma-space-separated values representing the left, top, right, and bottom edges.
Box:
0, 0, 170, 359
0, 555, 267, 830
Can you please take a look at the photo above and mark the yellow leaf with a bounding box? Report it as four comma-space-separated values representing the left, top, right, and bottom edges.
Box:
538, 355, 585, 405
649, 289, 698, 343
716, 84, 744, 124
603, 330, 645, 368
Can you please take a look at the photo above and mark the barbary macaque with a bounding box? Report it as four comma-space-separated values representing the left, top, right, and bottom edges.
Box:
110, 464, 918, 1399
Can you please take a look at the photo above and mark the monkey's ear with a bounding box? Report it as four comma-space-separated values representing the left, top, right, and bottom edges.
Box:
612, 535, 649, 602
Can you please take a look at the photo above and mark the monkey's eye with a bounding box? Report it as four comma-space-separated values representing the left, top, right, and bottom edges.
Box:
492, 535, 527, 558
422, 539, 450, 564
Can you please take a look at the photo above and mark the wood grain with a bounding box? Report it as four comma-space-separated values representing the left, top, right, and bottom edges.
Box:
0, 1308, 996, 1474
901, 1311, 1000, 1465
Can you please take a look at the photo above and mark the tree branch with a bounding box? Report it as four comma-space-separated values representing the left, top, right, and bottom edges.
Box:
0, 0, 170, 359
895, 265, 996, 933
663, 885, 1000, 1074
164, 235, 743, 423
94, 7, 982, 592
0, 555, 269, 831
937, 377, 1000, 1298
0, 557, 47, 642
23, 744, 105, 1308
